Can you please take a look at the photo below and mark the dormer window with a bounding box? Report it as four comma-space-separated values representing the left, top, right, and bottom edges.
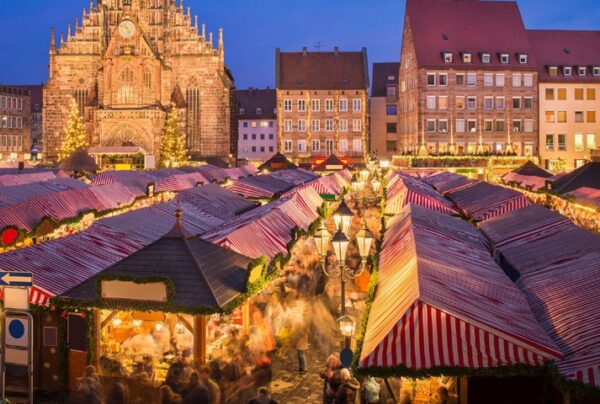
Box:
481, 53, 491, 64
500, 53, 510, 64
462, 53, 472, 63
593, 67, 600, 76
518, 53, 528, 64
239, 108, 245, 115
548, 66, 558, 76
387, 75, 395, 81
563, 66, 572, 76
443, 52, 453, 63
578, 66, 587, 76
256, 108, 262, 115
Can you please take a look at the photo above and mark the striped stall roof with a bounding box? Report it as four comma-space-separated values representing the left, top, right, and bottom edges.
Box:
227, 175, 295, 199
567, 186, 600, 208
479, 207, 600, 387
0, 171, 59, 187
0, 184, 252, 305
424, 172, 478, 194
268, 169, 320, 186
172, 183, 256, 220
203, 188, 323, 259
446, 182, 530, 221
502, 172, 548, 191
386, 172, 457, 216
154, 172, 209, 193
359, 204, 562, 372
91, 170, 154, 196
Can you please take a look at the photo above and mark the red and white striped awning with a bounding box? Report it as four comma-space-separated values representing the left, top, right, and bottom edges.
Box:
359, 204, 562, 372
424, 171, 478, 194
386, 173, 457, 216
446, 182, 531, 221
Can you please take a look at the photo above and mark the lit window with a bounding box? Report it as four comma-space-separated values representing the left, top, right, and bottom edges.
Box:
557, 111, 567, 123
524, 119, 533, 133
512, 73, 522, 87
587, 88, 596, 100
443, 52, 453, 63
353, 139, 362, 152
548, 66, 558, 76
587, 111, 596, 123
467, 120, 477, 132
495, 73, 505, 87
545, 134, 554, 151
545, 88, 555, 100
575, 134, 584, 151
495, 96, 505, 109
352, 119, 362, 132
545, 111, 555, 123
426, 96, 436, 110
484, 120, 493, 132
587, 133, 596, 150
284, 119, 292, 132
484, 73, 493, 87
523, 74, 533, 87
455, 119, 465, 133
455, 96, 465, 109
575, 88, 584, 100
462, 53, 472, 63
339, 99, 348, 111
438, 96, 448, 110
339, 119, 348, 132
467, 73, 476, 86
339, 139, 348, 152
557, 88, 567, 100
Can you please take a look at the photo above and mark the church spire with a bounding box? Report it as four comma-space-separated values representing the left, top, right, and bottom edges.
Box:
218, 28, 223, 51
50, 27, 56, 51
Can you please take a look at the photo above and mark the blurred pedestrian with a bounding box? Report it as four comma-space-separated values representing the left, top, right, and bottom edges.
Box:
198, 365, 221, 404
105, 381, 129, 404
320, 354, 342, 404
248, 386, 278, 404
158, 385, 182, 404
335, 368, 360, 404
295, 325, 309, 373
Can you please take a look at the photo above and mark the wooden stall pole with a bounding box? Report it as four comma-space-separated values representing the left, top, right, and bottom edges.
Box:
193, 316, 207, 366
242, 300, 250, 333
93, 311, 101, 368
459, 376, 468, 404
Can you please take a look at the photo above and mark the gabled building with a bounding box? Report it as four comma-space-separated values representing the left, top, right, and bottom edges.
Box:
370, 62, 400, 159
236, 88, 277, 165
398, 0, 538, 156
20, 84, 43, 153
275, 47, 369, 167
528, 30, 600, 171
0, 85, 31, 160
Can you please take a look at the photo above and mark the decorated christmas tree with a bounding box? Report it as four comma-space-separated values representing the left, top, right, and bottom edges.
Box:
159, 106, 189, 168
58, 99, 88, 161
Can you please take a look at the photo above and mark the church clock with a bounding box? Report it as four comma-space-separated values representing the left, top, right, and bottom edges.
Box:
118, 21, 136, 38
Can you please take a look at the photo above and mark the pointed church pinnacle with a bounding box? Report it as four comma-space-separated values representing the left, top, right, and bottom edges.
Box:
68, 24, 72, 38
60, 32, 65, 46
218, 28, 223, 50
194, 15, 198, 31
75, 16, 79, 31
201, 23, 206, 38
187, 7, 191, 19
209, 32, 213, 47
50, 27, 56, 51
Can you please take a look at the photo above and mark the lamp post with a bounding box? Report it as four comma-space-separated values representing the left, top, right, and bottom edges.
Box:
337, 314, 356, 349
333, 200, 353, 235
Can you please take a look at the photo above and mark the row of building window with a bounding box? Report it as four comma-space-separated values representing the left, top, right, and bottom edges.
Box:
282, 98, 362, 113
241, 133, 275, 141
545, 133, 596, 152
545, 87, 596, 101
0, 134, 23, 151
283, 119, 362, 133
422, 142, 533, 156
426, 95, 534, 110
544, 110, 596, 123
0, 96, 24, 111
442, 51, 528, 65
239, 108, 277, 117
0, 115, 23, 129
283, 139, 362, 153
426, 72, 534, 88
241, 121, 275, 128
241, 146, 275, 154
548, 65, 600, 77
426, 118, 534, 133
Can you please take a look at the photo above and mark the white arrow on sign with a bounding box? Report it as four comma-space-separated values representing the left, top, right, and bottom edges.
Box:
0, 272, 33, 286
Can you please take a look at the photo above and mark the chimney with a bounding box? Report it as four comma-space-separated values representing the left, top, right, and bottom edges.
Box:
302, 47, 308, 56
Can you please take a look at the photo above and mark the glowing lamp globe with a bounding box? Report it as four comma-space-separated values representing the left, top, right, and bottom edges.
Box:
333, 200, 353, 234
337, 315, 356, 338
331, 227, 350, 263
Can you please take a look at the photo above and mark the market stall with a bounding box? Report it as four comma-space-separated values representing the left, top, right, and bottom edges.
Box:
357, 204, 563, 401
385, 172, 457, 215
55, 211, 263, 386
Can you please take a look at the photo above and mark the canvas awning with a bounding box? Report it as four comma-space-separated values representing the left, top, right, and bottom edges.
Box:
359, 204, 562, 373
479, 206, 600, 387
386, 172, 457, 215
423, 171, 477, 194
446, 182, 530, 221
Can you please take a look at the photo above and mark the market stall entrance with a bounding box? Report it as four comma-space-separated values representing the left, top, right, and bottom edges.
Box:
56, 211, 264, 388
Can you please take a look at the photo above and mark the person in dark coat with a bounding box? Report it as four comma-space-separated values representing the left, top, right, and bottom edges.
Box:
320, 354, 342, 404
335, 368, 360, 404
248, 386, 279, 404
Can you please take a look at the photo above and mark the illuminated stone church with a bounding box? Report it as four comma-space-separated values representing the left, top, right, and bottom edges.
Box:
43, 0, 236, 165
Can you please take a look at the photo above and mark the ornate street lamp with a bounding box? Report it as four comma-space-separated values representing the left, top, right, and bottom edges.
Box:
331, 226, 350, 265
337, 314, 356, 338
355, 220, 374, 268
312, 221, 331, 266
372, 179, 381, 194
333, 200, 353, 235
359, 169, 370, 182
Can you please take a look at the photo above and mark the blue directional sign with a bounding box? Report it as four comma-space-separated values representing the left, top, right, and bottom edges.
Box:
0, 272, 33, 287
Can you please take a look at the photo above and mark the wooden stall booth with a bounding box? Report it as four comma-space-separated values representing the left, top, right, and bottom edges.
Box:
55, 212, 265, 389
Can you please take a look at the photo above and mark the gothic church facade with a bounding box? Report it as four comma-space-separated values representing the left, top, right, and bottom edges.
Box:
43, 0, 235, 163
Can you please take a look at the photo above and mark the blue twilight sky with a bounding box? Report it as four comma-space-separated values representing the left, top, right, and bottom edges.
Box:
0, 0, 599, 89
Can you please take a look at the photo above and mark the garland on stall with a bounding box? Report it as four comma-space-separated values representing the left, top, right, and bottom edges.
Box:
356, 362, 551, 379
